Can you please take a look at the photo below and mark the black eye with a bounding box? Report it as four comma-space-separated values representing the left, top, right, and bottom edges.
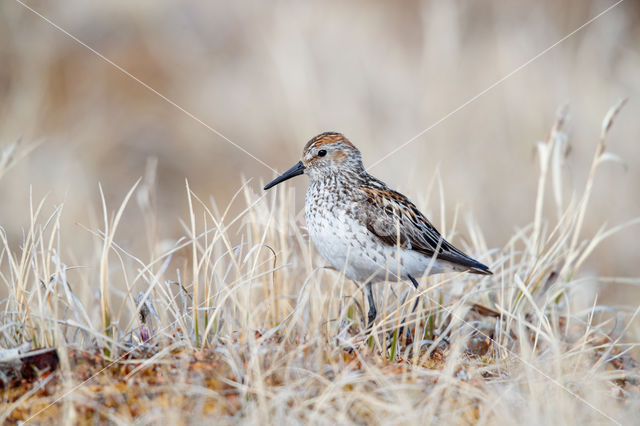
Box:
318, 149, 327, 157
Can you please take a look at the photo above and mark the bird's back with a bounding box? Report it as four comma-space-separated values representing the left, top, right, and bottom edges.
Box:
358, 173, 492, 275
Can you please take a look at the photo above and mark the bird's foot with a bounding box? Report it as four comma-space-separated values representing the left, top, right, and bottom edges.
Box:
366, 307, 377, 331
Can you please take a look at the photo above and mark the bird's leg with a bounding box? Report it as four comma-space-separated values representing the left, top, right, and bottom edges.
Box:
365, 282, 377, 329
407, 274, 421, 314
408, 274, 419, 289
397, 274, 421, 340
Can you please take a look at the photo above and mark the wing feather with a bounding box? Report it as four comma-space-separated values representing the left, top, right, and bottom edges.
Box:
359, 186, 491, 274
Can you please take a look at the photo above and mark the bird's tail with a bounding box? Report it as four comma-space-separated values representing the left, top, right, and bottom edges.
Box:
468, 262, 493, 275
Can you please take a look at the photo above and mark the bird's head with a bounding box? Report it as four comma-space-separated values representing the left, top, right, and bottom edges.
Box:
263, 132, 363, 190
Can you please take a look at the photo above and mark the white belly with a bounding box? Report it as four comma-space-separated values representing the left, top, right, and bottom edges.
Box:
305, 204, 449, 283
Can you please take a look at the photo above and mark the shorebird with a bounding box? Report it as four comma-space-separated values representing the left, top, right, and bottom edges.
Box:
264, 132, 492, 328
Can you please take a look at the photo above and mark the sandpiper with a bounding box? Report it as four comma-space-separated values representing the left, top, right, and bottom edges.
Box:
264, 132, 492, 327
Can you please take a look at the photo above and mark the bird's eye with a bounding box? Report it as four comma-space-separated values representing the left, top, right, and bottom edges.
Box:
318, 149, 327, 157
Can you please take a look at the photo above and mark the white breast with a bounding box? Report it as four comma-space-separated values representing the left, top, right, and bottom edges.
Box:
306, 204, 376, 282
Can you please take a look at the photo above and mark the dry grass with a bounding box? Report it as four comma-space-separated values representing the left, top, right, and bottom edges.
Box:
1, 1, 639, 290
1, 2, 640, 424
1, 103, 639, 424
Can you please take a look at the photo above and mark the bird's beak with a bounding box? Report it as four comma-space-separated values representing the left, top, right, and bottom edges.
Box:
263, 161, 305, 190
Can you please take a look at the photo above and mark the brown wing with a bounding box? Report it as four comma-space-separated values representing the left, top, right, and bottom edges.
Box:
359, 186, 491, 274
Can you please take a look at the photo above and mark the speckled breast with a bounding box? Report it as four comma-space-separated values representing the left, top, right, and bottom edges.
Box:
304, 183, 391, 282
305, 185, 352, 267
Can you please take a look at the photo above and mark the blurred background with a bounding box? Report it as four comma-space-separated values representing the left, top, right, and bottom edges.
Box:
0, 0, 638, 304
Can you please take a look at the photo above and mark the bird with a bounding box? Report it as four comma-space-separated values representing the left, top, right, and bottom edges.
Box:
263, 132, 492, 328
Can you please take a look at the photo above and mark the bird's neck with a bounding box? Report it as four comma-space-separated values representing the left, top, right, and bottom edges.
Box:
308, 168, 367, 193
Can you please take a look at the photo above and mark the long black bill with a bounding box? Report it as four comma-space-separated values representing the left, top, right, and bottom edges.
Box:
263, 161, 305, 190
